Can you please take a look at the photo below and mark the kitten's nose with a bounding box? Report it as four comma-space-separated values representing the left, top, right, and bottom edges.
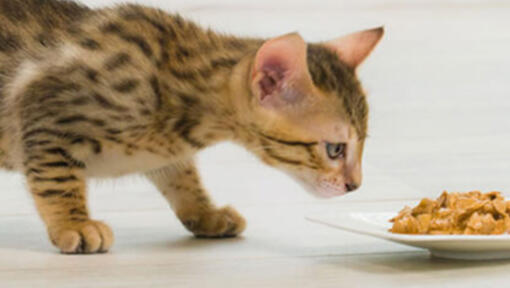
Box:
345, 183, 359, 192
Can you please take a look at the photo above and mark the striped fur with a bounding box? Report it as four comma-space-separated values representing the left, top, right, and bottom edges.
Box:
0, 0, 373, 254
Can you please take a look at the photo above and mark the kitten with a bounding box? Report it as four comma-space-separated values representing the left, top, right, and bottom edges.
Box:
0, 0, 383, 254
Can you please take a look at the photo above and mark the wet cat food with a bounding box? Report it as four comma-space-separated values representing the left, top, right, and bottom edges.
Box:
390, 191, 510, 235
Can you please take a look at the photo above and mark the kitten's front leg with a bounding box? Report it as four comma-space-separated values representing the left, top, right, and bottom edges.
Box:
146, 160, 246, 238
23, 144, 113, 254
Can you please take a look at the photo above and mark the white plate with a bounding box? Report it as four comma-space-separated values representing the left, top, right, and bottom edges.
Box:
306, 212, 510, 260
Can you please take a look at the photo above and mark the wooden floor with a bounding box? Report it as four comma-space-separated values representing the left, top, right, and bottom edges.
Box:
2, 0, 510, 287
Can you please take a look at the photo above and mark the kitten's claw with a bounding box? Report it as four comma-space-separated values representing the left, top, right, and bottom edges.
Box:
179, 206, 246, 238
48, 220, 114, 254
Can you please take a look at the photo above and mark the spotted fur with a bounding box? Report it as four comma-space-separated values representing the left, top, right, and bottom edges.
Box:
0, 0, 377, 254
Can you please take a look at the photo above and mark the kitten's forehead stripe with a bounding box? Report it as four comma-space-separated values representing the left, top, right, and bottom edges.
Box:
307, 44, 369, 139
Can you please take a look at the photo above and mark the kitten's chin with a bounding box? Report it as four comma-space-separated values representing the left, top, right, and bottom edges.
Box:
314, 183, 348, 198
291, 175, 348, 199
305, 185, 347, 199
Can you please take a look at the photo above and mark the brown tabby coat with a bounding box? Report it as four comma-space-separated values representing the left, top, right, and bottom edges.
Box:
0, 0, 383, 253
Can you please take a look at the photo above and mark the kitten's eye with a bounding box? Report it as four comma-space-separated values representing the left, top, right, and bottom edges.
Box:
326, 143, 346, 160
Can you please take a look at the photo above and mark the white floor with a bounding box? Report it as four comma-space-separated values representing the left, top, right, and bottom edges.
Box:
2, 0, 510, 287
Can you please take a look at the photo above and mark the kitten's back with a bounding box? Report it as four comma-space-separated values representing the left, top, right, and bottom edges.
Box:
0, 0, 91, 76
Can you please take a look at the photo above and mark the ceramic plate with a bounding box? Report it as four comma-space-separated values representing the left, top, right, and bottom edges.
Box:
306, 212, 510, 260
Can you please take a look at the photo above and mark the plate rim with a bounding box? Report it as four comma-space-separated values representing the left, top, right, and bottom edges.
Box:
305, 212, 510, 242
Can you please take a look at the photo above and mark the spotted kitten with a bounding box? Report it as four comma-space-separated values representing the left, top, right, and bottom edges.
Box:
0, 0, 383, 254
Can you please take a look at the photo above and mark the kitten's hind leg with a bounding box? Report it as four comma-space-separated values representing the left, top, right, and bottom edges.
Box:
23, 143, 113, 254
146, 160, 246, 238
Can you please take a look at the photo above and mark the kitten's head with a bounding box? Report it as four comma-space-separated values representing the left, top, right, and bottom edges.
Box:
245, 27, 383, 198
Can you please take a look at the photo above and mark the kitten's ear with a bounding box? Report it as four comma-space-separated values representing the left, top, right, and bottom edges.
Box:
325, 27, 384, 69
251, 33, 314, 109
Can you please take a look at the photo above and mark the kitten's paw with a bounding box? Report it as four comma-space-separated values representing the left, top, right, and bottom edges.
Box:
179, 206, 246, 238
48, 220, 114, 254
